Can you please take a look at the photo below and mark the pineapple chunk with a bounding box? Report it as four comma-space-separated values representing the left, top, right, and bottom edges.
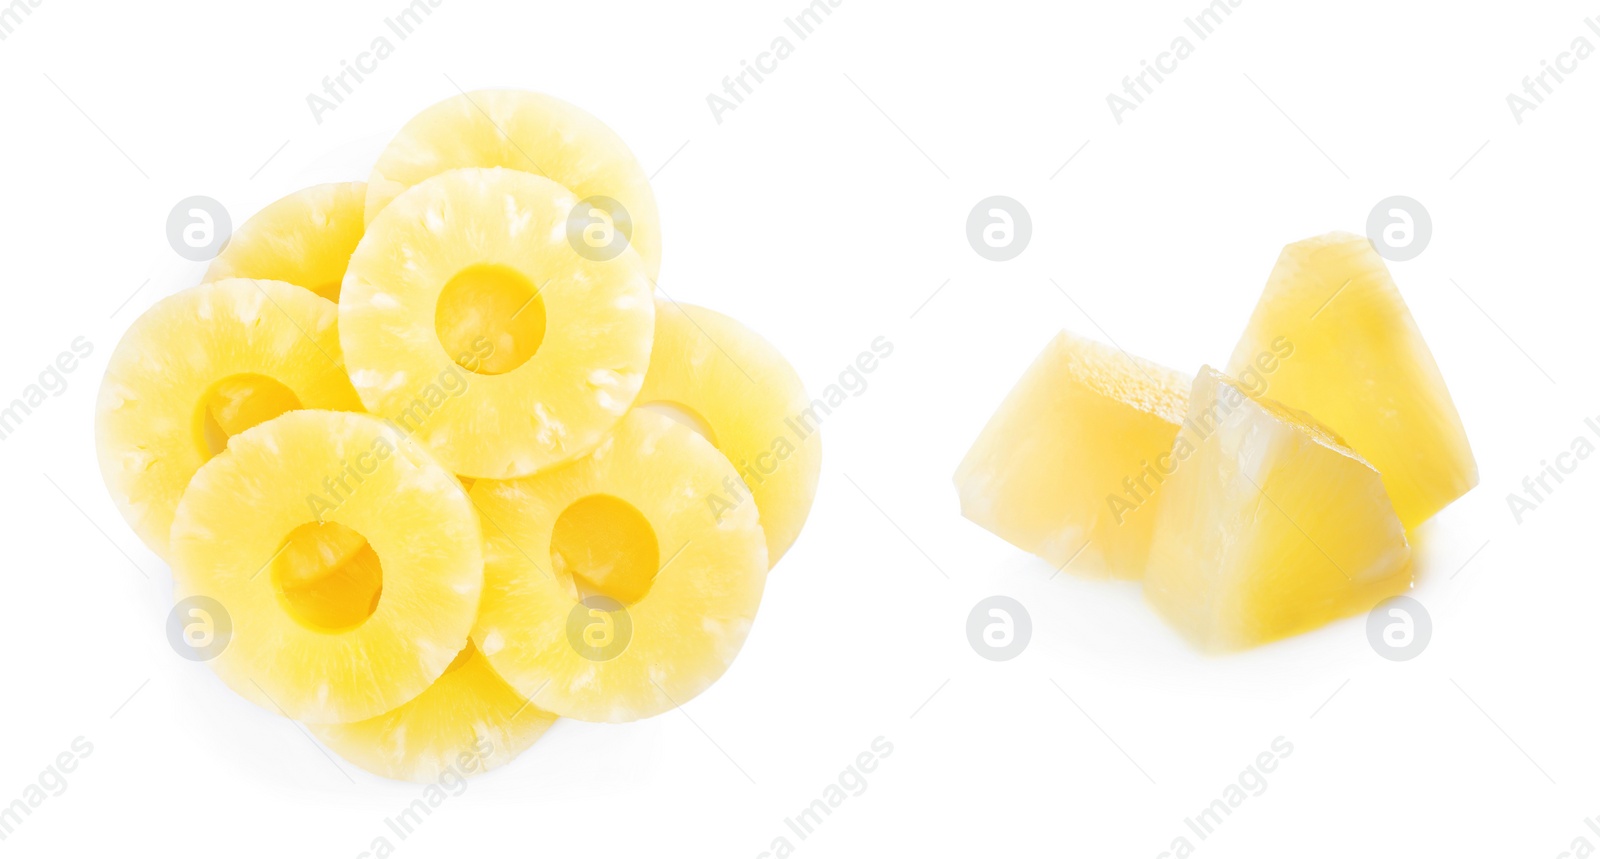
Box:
204, 182, 367, 301
169, 410, 483, 723
953, 331, 1190, 578
636, 301, 821, 566
95, 279, 363, 556
1226, 232, 1476, 528
366, 90, 662, 279
340, 167, 655, 479
1144, 368, 1411, 651
471, 410, 768, 723
310, 643, 556, 783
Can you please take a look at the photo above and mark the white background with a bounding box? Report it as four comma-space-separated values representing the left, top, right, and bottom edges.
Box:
1, 0, 1597, 856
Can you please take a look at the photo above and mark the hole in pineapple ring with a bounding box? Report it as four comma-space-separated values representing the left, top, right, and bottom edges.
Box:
638, 400, 719, 448
194, 373, 302, 460
550, 494, 660, 607
434, 263, 547, 376
270, 521, 384, 634
438, 641, 477, 677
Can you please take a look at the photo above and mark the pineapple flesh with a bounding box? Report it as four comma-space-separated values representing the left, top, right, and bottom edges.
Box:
953, 330, 1190, 578
471, 409, 769, 723
310, 642, 556, 783
636, 300, 821, 566
96, 279, 363, 556
365, 90, 662, 279
169, 410, 483, 723
1226, 232, 1476, 529
1144, 368, 1412, 651
205, 182, 368, 301
340, 167, 655, 479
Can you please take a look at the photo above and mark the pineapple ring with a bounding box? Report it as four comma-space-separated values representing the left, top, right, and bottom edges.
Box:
95, 279, 363, 557
205, 182, 367, 301
636, 301, 822, 566
366, 90, 662, 280
471, 409, 769, 723
310, 642, 556, 782
169, 410, 484, 724
340, 167, 655, 479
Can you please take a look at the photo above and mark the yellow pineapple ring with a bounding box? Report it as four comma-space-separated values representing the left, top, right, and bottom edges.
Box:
636, 301, 821, 566
310, 643, 556, 783
471, 409, 768, 723
169, 410, 483, 723
366, 90, 662, 279
205, 182, 367, 301
96, 279, 362, 557
340, 167, 655, 479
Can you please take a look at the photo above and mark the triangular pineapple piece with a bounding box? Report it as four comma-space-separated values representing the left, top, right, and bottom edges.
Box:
1144, 367, 1412, 651
1226, 232, 1476, 528
954, 330, 1190, 578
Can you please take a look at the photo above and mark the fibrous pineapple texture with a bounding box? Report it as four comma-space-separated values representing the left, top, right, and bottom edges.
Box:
96, 279, 362, 556
204, 181, 367, 301
1226, 232, 1476, 529
1144, 368, 1412, 651
169, 410, 483, 723
98, 89, 819, 782
472, 410, 768, 723
954, 330, 1190, 579
340, 167, 655, 479
635, 300, 821, 566
309, 642, 556, 782
365, 90, 662, 279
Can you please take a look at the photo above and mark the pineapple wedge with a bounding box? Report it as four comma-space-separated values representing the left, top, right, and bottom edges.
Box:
636, 300, 821, 566
1226, 232, 1476, 528
1144, 367, 1412, 651
954, 331, 1190, 578
472, 410, 768, 723
366, 90, 662, 279
96, 279, 362, 556
204, 182, 367, 301
170, 410, 483, 723
310, 643, 556, 783
340, 167, 655, 479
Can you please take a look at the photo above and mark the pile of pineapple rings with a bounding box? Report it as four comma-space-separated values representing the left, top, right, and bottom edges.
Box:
96, 90, 821, 782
